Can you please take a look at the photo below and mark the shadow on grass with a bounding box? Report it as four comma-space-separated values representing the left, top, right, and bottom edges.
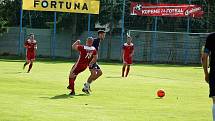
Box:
40, 93, 89, 100
39, 94, 72, 99
106, 76, 122, 78
50, 94, 72, 99
75, 94, 89, 96
4, 71, 23, 74
155, 97, 164, 99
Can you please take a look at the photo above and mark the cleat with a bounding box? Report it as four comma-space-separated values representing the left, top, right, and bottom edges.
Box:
84, 83, 92, 92
82, 88, 90, 94
69, 91, 75, 96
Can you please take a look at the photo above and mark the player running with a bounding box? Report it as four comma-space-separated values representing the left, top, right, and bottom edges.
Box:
202, 33, 215, 121
82, 30, 106, 94
23, 33, 37, 73
121, 35, 134, 77
67, 37, 97, 95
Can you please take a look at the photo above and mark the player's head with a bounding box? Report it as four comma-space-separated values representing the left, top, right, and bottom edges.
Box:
98, 30, 106, 40
86, 37, 94, 46
29, 33, 34, 40
127, 35, 132, 44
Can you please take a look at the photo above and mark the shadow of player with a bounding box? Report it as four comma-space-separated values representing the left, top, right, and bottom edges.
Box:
50, 94, 72, 99
49, 93, 89, 99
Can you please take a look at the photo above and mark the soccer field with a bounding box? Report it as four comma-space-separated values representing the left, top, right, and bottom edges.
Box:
0, 58, 211, 121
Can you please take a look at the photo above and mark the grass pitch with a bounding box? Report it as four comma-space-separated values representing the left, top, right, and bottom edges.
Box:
0, 58, 211, 121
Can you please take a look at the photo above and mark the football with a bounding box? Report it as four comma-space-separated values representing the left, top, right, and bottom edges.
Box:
157, 89, 165, 98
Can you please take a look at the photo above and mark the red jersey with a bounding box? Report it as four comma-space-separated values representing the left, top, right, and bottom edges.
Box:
76, 45, 97, 65
122, 43, 134, 57
25, 39, 37, 54
25, 39, 37, 61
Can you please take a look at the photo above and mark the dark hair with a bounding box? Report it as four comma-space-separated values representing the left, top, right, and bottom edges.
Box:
29, 33, 34, 36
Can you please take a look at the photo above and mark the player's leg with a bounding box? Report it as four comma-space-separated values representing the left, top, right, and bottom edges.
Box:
68, 72, 77, 95
27, 60, 33, 73
125, 65, 130, 77
23, 61, 29, 70
209, 75, 215, 121
82, 69, 96, 94
125, 57, 132, 77
82, 63, 102, 94
92, 69, 102, 80
68, 64, 87, 95
24, 54, 30, 70
122, 64, 126, 77
27, 53, 35, 73
212, 97, 215, 121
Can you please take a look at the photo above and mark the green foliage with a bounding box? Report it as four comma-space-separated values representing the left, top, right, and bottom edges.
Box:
0, 0, 214, 32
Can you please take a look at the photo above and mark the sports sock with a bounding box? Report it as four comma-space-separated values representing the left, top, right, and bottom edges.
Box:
84, 82, 91, 90
69, 78, 75, 92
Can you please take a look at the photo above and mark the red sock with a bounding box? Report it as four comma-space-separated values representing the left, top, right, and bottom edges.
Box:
69, 78, 75, 92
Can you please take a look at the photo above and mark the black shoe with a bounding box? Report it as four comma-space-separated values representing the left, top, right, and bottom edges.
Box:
82, 88, 90, 94
69, 91, 75, 96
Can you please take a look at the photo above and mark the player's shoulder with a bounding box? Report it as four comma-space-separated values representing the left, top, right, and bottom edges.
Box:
26, 39, 31, 43
93, 38, 100, 43
32, 40, 37, 44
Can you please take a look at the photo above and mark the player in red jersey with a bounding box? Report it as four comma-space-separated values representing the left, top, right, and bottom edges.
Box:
23, 33, 37, 73
121, 35, 134, 77
67, 37, 97, 95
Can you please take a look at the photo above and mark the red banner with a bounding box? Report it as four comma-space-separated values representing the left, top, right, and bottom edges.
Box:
130, 2, 204, 18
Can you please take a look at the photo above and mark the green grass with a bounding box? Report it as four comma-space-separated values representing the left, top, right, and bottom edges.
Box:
0, 58, 212, 121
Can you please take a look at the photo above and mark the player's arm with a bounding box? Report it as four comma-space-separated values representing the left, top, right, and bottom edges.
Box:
89, 50, 97, 68
24, 40, 29, 48
34, 41, 37, 50
121, 46, 125, 62
202, 34, 212, 83
130, 46, 134, 57
72, 40, 81, 51
89, 55, 97, 67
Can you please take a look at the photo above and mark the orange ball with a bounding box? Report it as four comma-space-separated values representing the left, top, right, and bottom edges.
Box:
157, 89, 165, 98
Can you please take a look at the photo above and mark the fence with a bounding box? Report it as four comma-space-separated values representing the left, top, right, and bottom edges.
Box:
0, 27, 209, 64
129, 30, 209, 64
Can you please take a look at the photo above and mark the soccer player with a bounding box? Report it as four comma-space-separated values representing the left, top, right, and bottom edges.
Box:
67, 37, 97, 95
121, 35, 134, 77
23, 33, 37, 73
82, 30, 106, 94
202, 33, 215, 121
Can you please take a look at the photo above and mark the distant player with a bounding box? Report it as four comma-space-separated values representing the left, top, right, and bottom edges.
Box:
67, 37, 97, 95
202, 33, 215, 121
82, 30, 106, 94
121, 35, 134, 77
23, 33, 37, 73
